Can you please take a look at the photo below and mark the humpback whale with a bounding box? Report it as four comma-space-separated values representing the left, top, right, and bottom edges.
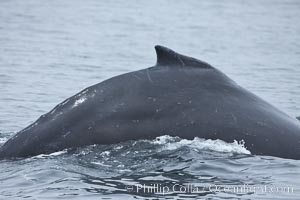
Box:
1, 45, 300, 160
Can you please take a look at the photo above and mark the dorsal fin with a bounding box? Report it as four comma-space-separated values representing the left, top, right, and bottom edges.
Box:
155, 45, 212, 68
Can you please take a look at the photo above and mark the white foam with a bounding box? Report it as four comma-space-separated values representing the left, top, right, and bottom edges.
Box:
32, 149, 67, 159
100, 150, 110, 156
0, 137, 8, 144
152, 135, 251, 155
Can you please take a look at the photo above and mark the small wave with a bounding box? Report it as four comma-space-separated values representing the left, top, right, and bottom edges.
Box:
91, 161, 112, 167
31, 149, 68, 159
151, 135, 251, 155
17, 135, 250, 161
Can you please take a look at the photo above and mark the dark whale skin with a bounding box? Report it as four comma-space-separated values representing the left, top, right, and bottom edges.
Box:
1, 45, 300, 160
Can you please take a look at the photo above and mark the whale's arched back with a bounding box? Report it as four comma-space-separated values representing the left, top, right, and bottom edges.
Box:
1, 45, 300, 160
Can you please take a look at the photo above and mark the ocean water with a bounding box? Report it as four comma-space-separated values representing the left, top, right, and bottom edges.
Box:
0, 0, 300, 199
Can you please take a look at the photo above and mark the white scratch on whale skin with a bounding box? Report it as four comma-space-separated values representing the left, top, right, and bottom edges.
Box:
146, 69, 154, 83
72, 97, 87, 107
19, 122, 39, 133
61, 99, 70, 106
63, 131, 71, 138
50, 109, 57, 114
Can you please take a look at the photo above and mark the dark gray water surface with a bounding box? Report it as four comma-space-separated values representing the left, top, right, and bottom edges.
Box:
0, 0, 300, 199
